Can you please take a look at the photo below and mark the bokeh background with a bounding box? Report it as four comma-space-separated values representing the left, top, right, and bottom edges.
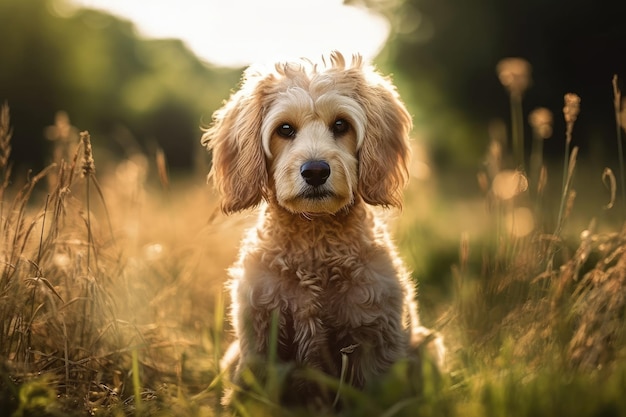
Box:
2, 1, 626, 414
2, 0, 624, 175
3, 0, 626, 318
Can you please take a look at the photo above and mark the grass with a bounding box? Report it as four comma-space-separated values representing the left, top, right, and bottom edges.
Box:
2, 68, 626, 417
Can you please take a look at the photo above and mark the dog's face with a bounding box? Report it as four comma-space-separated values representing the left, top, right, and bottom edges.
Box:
203, 52, 412, 215
262, 71, 365, 214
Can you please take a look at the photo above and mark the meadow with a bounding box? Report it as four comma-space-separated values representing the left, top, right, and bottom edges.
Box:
2, 67, 626, 417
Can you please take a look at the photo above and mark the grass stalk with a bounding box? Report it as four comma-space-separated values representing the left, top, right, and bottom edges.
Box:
612, 75, 626, 210
496, 57, 531, 171
558, 146, 572, 223
510, 96, 525, 170
3, 79, 626, 417
528, 108, 553, 201
25, 195, 51, 372
213, 292, 225, 372
554, 147, 578, 238
554, 94, 581, 239
86, 175, 92, 271
334, 344, 359, 408
529, 135, 543, 197
0, 102, 12, 231
80, 131, 95, 273
36, 195, 49, 267
62, 320, 70, 397
132, 347, 143, 416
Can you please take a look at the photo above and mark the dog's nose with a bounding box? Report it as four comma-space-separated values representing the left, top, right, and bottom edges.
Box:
300, 160, 331, 186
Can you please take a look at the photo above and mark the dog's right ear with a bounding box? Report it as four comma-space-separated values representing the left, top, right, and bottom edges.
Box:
201, 71, 274, 214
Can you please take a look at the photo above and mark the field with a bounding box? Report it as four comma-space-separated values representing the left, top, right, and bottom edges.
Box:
2, 74, 626, 417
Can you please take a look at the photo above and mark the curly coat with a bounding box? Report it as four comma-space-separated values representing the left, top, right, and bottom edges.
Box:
202, 52, 441, 405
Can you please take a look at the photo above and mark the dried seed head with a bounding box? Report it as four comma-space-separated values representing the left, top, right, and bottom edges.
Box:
492, 170, 528, 200
563, 93, 581, 146
563, 93, 581, 125
564, 189, 577, 221
529, 107, 553, 139
496, 58, 532, 98
80, 131, 95, 177
505, 207, 535, 237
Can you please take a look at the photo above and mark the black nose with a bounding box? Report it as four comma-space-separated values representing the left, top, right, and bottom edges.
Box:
300, 160, 330, 187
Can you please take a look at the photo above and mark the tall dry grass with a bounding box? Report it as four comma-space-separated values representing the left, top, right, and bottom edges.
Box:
2, 68, 626, 417
0, 106, 133, 414
449, 68, 626, 378
0, 103, 246, 416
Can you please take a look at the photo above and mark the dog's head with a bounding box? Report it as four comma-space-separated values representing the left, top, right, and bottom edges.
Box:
202, 52, 412, 215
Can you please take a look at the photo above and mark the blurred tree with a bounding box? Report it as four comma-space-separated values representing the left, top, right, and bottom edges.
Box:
1, 0, 624, 177
376, 0, 626, 169
0, 0, 240, 174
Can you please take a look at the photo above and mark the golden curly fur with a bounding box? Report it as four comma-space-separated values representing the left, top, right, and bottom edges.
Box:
202, 52, 442, 406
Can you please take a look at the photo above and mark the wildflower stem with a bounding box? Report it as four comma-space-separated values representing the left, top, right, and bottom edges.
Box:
86, 176, 92, 272
36, 195, 50, 266
132, 348, 142, 416
529, 132, 543, 195
555, 147, 578, 238
510, 95, 525, 170
555, 94, 581, 238
497, 57, 531, 171
557, 139, 571, 234
80, 131, 96, 273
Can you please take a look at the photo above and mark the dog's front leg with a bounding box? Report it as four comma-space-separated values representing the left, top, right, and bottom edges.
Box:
220, 300, 277, 407
232, 303, 272, 384
229, 265, 282, 388
331, 270, 410, 387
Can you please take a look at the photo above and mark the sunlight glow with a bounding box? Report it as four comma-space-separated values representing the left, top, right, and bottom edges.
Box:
64, 0, 391, 67
492, 170, 528, 201
505, 207, 534, 238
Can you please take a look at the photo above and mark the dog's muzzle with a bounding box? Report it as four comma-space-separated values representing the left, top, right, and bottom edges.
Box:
300, 160, 330, 187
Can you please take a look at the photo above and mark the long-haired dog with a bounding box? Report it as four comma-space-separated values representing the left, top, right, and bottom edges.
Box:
202, 52, 442, 406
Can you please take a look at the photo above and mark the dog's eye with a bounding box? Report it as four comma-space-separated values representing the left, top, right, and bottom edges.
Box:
331, 118, 350, 137
277, 123, 296, 139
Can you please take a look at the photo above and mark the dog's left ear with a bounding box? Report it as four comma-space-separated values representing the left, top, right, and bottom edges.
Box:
201, 72, 273, 214
355, 71, 412, 208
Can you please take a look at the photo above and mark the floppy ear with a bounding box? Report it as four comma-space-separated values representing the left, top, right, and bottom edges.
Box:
355, 71, 412, 208
201, 72, 273, 214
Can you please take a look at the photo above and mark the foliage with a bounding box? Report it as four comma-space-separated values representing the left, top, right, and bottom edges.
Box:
1, 2, 626, 413
2, 60, 626, 416
0, 0, 241, 172
379, 0, 623, 169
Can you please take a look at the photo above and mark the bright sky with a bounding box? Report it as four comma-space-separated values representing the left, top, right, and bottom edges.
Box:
65, 0, 391, 68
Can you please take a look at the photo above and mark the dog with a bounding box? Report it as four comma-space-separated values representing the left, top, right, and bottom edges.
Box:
202, 51, 442, 406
